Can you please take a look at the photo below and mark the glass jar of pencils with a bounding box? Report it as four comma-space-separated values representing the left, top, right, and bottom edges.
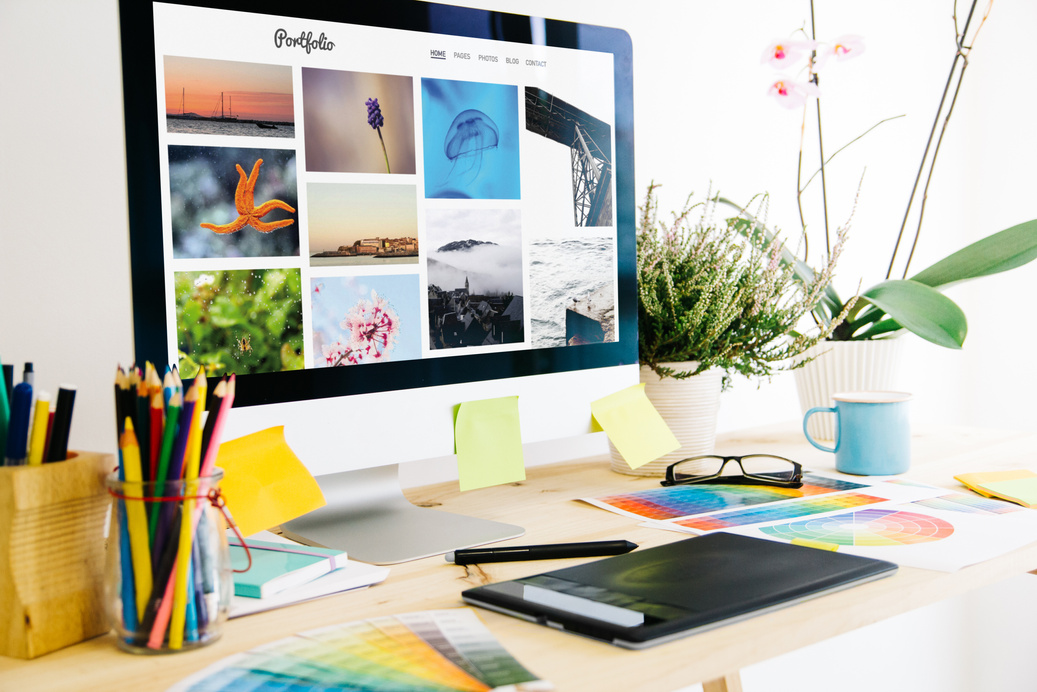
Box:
104, 469, 232, 653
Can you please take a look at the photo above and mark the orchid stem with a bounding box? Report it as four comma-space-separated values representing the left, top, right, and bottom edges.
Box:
886, 0, 983, 280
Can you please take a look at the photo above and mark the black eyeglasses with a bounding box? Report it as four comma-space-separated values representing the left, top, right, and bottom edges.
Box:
662, 454, 804, 488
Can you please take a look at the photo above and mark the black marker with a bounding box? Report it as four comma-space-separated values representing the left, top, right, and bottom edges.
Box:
446, 540, 638, 565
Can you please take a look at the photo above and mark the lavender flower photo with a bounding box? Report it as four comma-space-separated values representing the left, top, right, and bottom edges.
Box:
302, 69, 416, 174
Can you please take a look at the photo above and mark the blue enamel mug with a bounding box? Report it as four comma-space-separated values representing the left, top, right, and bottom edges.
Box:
803, 392, 912, 475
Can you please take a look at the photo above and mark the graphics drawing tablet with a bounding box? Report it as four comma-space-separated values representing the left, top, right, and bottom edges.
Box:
461, 532, 897, 649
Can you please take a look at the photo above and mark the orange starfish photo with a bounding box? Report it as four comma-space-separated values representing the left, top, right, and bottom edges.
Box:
200, 158, 296, 233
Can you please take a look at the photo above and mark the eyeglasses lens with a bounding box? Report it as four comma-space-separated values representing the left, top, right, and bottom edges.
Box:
738, 455, 798, 481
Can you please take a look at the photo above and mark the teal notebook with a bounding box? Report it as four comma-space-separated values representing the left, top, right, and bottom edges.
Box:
230, 539, 347, 599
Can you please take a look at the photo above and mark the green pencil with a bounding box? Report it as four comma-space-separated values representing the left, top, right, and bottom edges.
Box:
0, 356, 9, 463
149, 389, 181, 546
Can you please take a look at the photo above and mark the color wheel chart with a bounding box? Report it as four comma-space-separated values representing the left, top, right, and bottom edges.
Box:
759, 508, 955, 547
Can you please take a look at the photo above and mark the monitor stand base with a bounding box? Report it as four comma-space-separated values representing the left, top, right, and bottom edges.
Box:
277, 464, 524, 565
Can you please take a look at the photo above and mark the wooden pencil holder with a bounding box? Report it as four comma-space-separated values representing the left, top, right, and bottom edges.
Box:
0, 452, 114, 659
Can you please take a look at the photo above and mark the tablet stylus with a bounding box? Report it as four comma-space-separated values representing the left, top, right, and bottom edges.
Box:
446, 540, 638, 565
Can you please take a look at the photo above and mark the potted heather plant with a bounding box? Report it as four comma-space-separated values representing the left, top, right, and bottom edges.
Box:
615, 183, 848, 475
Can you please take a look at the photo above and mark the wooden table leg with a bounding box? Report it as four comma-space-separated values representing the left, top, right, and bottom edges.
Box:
703, 672, 743, 692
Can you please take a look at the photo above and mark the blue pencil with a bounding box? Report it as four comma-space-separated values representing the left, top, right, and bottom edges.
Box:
116, 448, 138, 637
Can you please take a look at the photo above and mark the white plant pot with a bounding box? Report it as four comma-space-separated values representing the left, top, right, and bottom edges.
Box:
793, 339, 906, 441
609, 362, 724, 476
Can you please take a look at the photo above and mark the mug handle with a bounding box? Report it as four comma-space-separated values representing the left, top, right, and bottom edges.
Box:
803, 406, 838, 453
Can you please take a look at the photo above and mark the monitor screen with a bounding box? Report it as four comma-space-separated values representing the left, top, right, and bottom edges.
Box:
118, 0, 637, 563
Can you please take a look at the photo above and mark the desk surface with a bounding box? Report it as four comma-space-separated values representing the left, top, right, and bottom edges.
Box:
3, 424, 1036, 691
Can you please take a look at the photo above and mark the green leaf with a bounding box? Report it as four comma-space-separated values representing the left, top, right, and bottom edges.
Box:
856, 280, 967, 349
910, 219, 1037, 289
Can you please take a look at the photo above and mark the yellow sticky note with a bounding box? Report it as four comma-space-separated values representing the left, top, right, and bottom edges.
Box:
216, 426, 326, 536
956, 469, 1037, 499
982, 477, 1037, 508
590, 383, 680, 470
454, 396, 525, 492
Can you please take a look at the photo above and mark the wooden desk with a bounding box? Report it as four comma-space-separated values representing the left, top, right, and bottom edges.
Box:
2, 424, 1036, 691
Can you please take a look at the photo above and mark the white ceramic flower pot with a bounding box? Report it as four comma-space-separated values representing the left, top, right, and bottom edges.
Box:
793, 339, 906, 441
609, 362, 724, 476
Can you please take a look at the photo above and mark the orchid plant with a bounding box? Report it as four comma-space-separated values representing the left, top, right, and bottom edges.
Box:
743, 0, 1037, 349
321, 290, 400, 366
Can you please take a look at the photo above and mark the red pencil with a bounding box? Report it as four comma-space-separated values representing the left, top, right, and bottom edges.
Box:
149, 392, 164, 482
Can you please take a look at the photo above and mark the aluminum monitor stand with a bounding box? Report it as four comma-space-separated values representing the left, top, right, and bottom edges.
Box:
278, 464, 524, 565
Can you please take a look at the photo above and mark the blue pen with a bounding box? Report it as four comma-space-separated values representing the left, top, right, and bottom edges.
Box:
5, 382, 32, 465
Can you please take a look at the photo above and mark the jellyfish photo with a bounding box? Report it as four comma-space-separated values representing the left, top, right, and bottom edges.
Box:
421, 78, 520, 199
444, 108, 499, 182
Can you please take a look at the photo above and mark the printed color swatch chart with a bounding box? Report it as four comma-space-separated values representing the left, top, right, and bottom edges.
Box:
587, 474, 868, 521
675, 492, 887, 532
759, 509, 955, 547
912, 493, 1023, 515
168, 608, 549, 691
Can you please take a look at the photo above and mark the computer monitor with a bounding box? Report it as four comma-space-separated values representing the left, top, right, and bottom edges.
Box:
118, 0, 637, 564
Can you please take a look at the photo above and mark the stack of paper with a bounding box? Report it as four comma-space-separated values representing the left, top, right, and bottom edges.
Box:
228, 532, 390, 618
955, 470, 1037, 508
169, 608, 552, 691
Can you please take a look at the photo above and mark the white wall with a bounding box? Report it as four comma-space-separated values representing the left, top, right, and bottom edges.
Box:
2, 1, 1036, 689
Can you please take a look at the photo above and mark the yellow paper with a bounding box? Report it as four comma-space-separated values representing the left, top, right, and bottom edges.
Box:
216, 426, 326, 536
590, 383, 680, 470
955, 469, 1037, 502
982, 477, 1037, 508
454, 396, 525, 492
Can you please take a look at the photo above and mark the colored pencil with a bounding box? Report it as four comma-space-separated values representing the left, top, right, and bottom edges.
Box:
119, 418, 153, 618
162, 368, 175, 408
0, 357, 10, 462
170, 373, 206, 648
46, 385, 76, 462
199, 375, 234, 478
116, 445, 138, 635
148, 392, 164, 482
27, 393, 51, 466
150, 389, 181, 550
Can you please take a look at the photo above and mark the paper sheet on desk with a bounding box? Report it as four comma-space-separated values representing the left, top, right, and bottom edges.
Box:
230, 561, 390, 618
217, 426, 326, 536
228, 531, 390, 617
590, 476, 1037, 572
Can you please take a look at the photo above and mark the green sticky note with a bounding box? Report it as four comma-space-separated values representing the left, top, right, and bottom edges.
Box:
590, 383, 680, 470
454, 396, 525, 492
982, 477, 1037, 507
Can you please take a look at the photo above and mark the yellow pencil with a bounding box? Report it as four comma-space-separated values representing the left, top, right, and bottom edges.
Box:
27, 393, 51, 466
119, 418, 153, 617
169, 372, 206, 649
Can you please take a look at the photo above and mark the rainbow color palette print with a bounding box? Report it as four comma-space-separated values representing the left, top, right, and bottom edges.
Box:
167, 608, 551, 691
584, 476, 1037, 572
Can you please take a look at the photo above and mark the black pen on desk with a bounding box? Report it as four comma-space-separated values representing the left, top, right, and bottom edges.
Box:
446, 540, 638, 565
